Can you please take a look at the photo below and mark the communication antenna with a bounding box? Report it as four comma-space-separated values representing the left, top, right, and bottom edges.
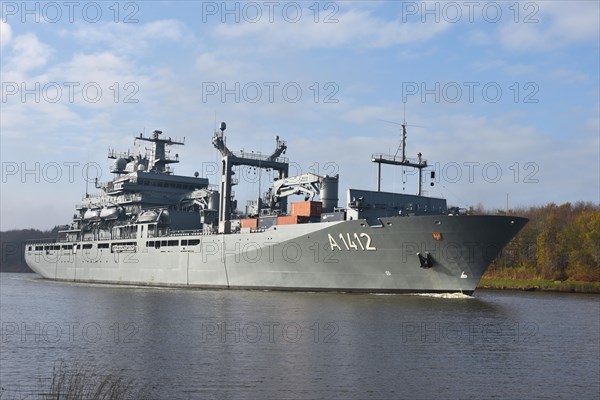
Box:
378, 111, 426, 161
84, 149, 92, 198
374, 104, 429, 195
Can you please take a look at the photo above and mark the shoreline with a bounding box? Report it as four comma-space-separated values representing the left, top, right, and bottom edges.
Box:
478, 278, 600, 294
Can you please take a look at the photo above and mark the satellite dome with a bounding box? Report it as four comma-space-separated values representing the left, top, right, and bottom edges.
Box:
113, 158, 127, 171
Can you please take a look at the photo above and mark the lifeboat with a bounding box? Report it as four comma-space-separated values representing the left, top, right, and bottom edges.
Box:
100, 207, 119, 220
137, 209, 170, 224
137, 210, 159, 223
83, 209, 100, 220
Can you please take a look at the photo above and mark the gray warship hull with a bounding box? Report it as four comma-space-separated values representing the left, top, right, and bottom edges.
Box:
25, 214, 527, 295
25, 124, 528, 294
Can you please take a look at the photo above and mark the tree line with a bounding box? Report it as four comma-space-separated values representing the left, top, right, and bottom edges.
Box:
0, 227, 59, 272
485, 202, 599, 282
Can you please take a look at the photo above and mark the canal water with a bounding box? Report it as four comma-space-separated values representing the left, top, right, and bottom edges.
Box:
1, 273, 598, 399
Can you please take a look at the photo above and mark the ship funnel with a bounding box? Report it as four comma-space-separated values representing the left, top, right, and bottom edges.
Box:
321, 175, 339, 212
208, 191, 220, 211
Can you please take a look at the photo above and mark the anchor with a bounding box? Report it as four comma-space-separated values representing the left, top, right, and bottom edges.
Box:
417, 252, 434, 268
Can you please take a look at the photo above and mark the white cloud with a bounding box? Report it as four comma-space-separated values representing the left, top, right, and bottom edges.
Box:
0, 101, 81, 140
3, 33, 53, 78
52, 51, 134, 84
65, 19, 189, 55
213, 9, 452, 50
543, 1, 600, 42
194, 51, 254, 80
0, 21, 12, 47
140, 19, 186, 41
498, 1, 599, 51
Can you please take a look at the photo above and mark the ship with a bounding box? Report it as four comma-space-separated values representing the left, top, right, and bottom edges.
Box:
25, 122, 527, 295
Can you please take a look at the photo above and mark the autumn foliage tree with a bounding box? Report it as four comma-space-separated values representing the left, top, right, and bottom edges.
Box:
563, 210, 600, 281
486, 202, 600, 282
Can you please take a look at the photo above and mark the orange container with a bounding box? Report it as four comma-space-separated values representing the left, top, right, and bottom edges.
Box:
240, 218, 258, 228
277, 215, 310, 225
290, 201, 322, 217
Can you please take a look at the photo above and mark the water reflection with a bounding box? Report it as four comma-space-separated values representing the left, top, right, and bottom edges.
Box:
1, 274, 598, 399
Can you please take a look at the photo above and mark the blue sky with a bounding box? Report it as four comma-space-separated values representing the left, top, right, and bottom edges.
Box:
1, 0, 599, 230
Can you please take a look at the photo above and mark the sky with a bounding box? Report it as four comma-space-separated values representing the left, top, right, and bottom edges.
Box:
1, 0, 599, 230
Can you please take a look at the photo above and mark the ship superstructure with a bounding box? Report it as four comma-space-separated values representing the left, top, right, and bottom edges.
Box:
25, 123, 527, 294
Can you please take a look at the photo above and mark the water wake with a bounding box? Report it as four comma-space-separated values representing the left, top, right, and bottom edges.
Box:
413, 292, 473, 299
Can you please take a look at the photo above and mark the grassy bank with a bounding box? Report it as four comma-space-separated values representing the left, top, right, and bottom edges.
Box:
478, 278, 600, 294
